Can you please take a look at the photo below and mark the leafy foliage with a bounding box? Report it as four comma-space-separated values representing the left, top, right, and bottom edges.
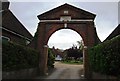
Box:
64, 46, 83, 61
47, 48, 55, 69
89, 35, 120, 76
2, 41, 39, 71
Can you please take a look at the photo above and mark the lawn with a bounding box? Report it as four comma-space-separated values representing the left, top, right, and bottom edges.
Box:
62, 60, 83, 65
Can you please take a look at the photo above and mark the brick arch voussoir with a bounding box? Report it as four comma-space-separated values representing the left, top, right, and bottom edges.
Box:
44, 25, 87, 46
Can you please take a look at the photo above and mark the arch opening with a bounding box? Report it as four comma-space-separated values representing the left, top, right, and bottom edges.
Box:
48, 29, 83, 50
46, 28, 85, 77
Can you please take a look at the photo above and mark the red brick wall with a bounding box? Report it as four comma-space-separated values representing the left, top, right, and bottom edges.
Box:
2, 29, 26, 45
39, 21, 97, 47
32, 21, 100, 52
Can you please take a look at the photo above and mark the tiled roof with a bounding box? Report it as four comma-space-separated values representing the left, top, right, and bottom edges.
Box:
1, 1, 10, 10
52, 48, 64, 57
104, 24, 120, 41
2, 9, 33, 40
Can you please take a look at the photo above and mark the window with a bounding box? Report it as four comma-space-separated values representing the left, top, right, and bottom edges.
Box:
1, 36, 10, 41
26, 40, 30, 45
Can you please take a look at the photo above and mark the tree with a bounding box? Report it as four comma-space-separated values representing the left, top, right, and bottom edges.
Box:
77, 40, 84, 50
65, 44, 82, 61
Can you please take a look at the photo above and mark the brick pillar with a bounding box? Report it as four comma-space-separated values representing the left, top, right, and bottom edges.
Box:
43, 45, 48, 75
37, 22, 48, 75
83, 22, 95, 79
38, 45, 48, 75
83, 46, 92, 79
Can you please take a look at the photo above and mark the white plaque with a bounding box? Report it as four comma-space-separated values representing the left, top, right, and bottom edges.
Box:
60, 16, 71, 21
64, 23, 67, 28
84, 46, 87, 49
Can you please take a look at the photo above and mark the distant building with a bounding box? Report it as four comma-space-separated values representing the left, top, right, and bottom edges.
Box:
1, 1, 33, 45
52, 47, 63, 61
55, 55, 62, 61
104, 24, 120, 41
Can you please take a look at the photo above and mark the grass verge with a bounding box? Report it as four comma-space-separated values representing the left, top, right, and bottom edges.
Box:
62, 60, 83, 65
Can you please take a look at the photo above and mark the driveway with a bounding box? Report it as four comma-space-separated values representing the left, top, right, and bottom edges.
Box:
36, 61, 84, 79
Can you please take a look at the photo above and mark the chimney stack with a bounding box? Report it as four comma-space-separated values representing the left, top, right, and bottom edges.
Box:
1, 0, 10, 10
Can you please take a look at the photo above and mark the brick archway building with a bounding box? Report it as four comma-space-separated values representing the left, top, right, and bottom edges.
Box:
30, 3, 100, 78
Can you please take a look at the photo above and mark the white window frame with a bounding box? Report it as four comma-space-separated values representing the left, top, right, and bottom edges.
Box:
1, 36, 10, 41
26, 40, 30, 45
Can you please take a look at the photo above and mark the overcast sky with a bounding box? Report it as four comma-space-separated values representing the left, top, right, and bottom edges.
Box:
8, 0, 119, 49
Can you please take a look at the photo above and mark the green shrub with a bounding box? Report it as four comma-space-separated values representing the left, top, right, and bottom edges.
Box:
89, 35, 120, 76
47, 48, 55, 69
2, 41, 39, 71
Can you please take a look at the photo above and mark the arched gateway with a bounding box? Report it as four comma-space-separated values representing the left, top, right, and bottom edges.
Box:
30, 3, 100, 79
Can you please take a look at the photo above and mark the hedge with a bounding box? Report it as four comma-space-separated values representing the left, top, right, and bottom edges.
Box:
89, 35, 120, 76
47, 48, 55, 69
2, 41, 39, 71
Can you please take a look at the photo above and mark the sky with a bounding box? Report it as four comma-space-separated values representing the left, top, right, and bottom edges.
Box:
7, 0, 119, 50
